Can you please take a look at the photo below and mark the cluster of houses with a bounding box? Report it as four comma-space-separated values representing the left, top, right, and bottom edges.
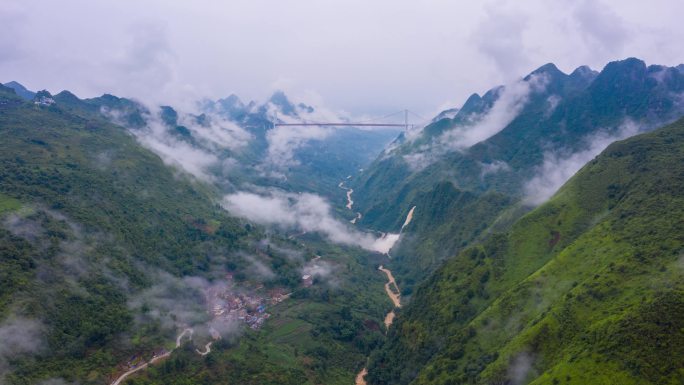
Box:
208, 290, 271, 330
205, 278, 294, 331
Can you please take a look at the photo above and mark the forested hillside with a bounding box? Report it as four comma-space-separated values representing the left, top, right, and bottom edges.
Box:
353, 58, 684, 293
367, 117, 684, 384
0, 84, 391, 385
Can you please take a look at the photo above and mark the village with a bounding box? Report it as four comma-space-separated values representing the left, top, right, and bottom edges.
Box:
113, 268, 317, 383
204, 272, 311, 330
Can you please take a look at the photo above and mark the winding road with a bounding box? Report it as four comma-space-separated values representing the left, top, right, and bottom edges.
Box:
196, 341, 213, 356
111, 328, 193, 385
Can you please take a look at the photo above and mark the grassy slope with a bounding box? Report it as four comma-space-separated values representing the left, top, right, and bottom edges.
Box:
367, 117, 684, 384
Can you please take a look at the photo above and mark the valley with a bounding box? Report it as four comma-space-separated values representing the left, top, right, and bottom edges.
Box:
1, 52, 683, 385
356, 265, 402, 385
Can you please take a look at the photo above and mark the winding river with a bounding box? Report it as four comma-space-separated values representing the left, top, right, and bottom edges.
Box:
354, 203, 415, 385
339, 181, 363, 222
356, 265, 402, 385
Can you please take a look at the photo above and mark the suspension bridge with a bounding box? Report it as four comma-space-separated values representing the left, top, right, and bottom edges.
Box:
272, 109, 428, 130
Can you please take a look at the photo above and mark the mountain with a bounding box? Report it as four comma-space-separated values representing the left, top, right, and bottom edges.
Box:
352, 58, 684, 292
0, 84, 394, 385
366, 116, 684, 385
3, 57, 683, 385
2, 81, 36, 101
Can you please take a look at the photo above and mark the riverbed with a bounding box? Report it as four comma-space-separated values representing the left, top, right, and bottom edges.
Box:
355, 265, 402, 385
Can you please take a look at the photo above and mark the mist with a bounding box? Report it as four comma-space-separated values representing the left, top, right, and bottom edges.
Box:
262, 96, 355, 169
104, 103, 252, 182
127, 270, 241, 340
524, 120, 640, 205
507, 352, 535, 385
222, 190, 399, 254
0, 317, 44, 382
402, 74, 546, 171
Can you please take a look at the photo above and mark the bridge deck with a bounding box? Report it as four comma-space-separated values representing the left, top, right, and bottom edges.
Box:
273, 123, 407, 127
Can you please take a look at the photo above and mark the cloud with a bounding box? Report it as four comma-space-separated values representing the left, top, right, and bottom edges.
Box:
0, 2, 27, 65
241, 253, 276, 281
301, 259, 339, 287
265, 124, 332, 168
572, 0, 631, 56
3, 212, 44, 242
523, 120, 640, 205
263, 98, 350, 168
37, 379, 77, 385
128, 271, 210, 331
104, 103, 253, 182
440, 74, 546, 150
472, 3, 530, 77
131, 119, 219, 182
480, 160, 511, 177
178, 112, 252, 152
402, 74, 546, 171
222, 190, 400, 254
2, 1, 684, 117
112, 22, 178, 101
507, 352, 535, 385
0, 317, 44, 381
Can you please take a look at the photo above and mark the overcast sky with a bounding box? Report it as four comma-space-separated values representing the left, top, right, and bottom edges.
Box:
2, 0, 683, 117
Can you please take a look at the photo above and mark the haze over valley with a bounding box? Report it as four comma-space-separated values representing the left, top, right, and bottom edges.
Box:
1, 2, 683, 385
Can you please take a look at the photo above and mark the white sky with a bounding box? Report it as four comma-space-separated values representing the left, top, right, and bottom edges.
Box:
1, 0, 683, 117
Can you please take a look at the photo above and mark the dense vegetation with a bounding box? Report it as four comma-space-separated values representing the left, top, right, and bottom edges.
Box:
130, 242, 392, 385
353, 58, 684, 293
3, 58, 683, 385
0, 84, 392, 384
366, 117, 684, 384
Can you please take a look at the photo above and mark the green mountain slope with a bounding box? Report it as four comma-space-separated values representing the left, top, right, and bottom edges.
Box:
366, 117, 684, 384
0, 82, 252, 382
0, 84, 393, 385
353, 58, 684, 293
0, 84, 299, 383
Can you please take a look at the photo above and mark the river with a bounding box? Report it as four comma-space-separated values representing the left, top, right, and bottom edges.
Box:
353, 201, 415, 385
339, 181, 363, 222
355, 265, 402, 385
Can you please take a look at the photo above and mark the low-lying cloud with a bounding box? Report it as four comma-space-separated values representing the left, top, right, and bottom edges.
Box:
222, 190, 399, 254
127, 270, 240, 340
265, 124, 332, 168
263, 99, 349, 169
507, 352, 535, 385
402, 74, 547, 172
104, 104, 251, 182
301, 259, 339, 287
524, 120, 640, 205
0, 317, 44, 382
439, 74, 545, 150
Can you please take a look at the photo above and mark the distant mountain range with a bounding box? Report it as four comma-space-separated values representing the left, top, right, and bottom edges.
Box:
2, 81, 400, 202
